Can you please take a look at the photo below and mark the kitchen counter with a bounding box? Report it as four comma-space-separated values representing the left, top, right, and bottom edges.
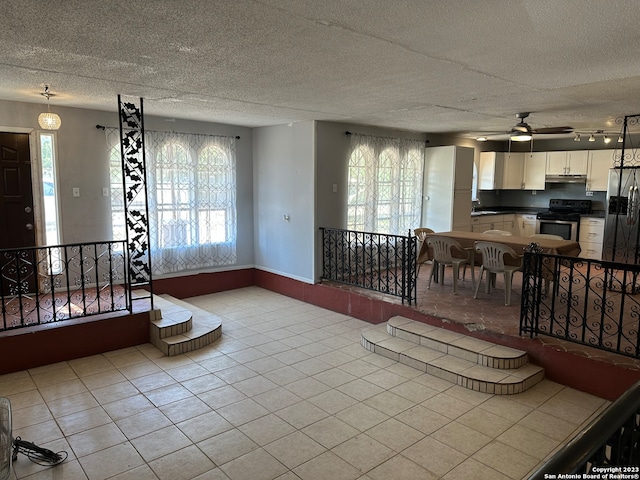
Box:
471, 209, 541, 217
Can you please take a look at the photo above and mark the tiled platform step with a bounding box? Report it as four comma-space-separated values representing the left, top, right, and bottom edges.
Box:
361, 316, 544, 395
150, 294, 222, 356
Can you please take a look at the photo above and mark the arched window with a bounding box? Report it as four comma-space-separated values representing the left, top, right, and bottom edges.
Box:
106, 129, 237, 275
346, 134, 424, 235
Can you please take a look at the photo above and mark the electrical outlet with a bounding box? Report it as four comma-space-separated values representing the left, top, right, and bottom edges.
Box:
72, 187, 80, 197
103, 187, 109, 197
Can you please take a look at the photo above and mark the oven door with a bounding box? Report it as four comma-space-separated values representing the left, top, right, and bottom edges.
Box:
535, 218, 578, 241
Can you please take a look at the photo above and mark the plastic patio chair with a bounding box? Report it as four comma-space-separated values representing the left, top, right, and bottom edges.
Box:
474, 240, 523, 306
426, 236, 475, 294
414, 227, 435, 275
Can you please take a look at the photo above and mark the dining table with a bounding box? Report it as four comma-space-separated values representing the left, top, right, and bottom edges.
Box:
420, 231, 582, 284
424, 231, 581, 263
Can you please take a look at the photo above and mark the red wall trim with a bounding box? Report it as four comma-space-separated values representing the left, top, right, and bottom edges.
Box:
0, 311, 149, 375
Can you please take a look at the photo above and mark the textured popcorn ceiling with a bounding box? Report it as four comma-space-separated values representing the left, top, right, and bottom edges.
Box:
1, 0, 640, 137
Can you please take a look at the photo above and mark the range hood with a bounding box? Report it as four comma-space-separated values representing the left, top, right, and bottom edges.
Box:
545, 174, 587, 184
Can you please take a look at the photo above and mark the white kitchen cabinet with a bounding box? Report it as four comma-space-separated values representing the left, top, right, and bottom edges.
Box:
587, 150, 615, 192
517, 214, 537, 237
502, 152, 525, 189
470, 214, 504, 233
423, 145, 474, 232
579, 217, 605, 260
480, 151, 543, 190
502, 214, 517, 234
523, 152, 547, 190
478, 152, 504, 190
547, 150, 589, 175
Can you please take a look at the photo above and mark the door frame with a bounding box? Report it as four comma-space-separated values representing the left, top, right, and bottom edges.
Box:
0, 126, 48, 248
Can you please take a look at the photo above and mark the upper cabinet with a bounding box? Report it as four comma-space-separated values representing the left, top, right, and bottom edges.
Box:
479, 148, 612, 192
502, 152, 525, 189
479, 151, 546, 190
587, 150, 616, 192
478, 151, 504, 190
523, 152, 547, 190
546, 150, 589, 175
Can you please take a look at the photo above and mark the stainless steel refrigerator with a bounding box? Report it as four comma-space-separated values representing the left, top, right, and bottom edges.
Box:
603, 167, 640, 264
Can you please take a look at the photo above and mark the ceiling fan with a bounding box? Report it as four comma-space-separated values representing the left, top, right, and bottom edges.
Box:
506, 112, 573, 142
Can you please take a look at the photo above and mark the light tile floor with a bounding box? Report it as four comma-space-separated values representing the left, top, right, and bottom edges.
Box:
1, 286, 611, 480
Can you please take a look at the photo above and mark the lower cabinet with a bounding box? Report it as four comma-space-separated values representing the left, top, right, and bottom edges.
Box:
517, 214, 537, 237
502, 214, 517, 234
579, 217, 605, 260
471, 214, 505, 233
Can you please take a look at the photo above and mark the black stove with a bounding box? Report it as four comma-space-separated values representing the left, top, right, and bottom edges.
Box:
536, 199, 592, 221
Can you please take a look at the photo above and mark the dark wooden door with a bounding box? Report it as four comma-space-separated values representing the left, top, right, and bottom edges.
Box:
0, 132, 37, 294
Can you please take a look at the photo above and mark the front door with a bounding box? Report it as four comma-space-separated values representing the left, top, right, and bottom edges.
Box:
0, 132, 37, 294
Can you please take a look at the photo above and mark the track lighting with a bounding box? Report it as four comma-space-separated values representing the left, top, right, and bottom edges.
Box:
603, 135, 611, 144
588, 134, 595, 142
618, 135, 624, 143
574, 133, 581, 142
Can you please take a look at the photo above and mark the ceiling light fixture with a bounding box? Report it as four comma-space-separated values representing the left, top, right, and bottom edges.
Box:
618, 135, 624, 143
37, 85, 61, 130
510, 131, 532, 142
603, 135, 611, 144
574, 133, 581, 142
588, 134, 595, 142
476, 136, 488, 142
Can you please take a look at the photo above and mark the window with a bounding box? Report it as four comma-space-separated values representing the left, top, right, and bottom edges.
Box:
346, 134, 424, 235
106, 129, 237, 275
39, 132, 60, 246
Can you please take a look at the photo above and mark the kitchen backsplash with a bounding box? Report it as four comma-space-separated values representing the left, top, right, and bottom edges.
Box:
477, 183, 606, 212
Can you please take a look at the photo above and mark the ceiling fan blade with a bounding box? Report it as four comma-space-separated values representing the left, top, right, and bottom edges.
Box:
530, 126, 573, 134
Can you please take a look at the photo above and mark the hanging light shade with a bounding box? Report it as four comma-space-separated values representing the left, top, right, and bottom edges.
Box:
510, 131, 532, 142
38, 111, 61, 130
38, 85, 61, 130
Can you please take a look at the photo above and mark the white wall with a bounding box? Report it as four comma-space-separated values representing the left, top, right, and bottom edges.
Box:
0, 99, 255, 269
253, 122, 316, 283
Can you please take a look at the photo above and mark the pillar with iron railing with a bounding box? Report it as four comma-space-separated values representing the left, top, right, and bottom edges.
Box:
118, 96, 153, 309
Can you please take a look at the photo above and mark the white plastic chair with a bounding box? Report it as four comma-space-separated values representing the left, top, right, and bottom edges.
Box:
426, 236, 475, 294
414, 227, 435, 275
483, 229, 513, 236
474, 241, 523, 305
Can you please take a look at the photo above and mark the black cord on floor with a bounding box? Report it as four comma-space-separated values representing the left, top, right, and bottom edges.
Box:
12, 437, 68, 467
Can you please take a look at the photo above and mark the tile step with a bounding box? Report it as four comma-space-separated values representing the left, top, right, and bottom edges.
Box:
387, 316, 528, 369
361, 323, 544, 395
150, 295, 222, 356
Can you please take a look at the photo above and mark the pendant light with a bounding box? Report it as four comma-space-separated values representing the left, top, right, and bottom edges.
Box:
37, 85, 62, 130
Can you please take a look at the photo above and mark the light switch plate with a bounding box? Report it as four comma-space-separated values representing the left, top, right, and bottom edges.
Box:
73, 187, 80, 197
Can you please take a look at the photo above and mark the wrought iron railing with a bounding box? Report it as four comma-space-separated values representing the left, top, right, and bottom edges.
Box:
320, 227, 417, 305
520, 246, 640, 359
0, 241, 130, 331
528, 380, 640, 478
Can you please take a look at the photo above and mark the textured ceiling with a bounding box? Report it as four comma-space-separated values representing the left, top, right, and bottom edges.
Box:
2, 0, 640, 138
